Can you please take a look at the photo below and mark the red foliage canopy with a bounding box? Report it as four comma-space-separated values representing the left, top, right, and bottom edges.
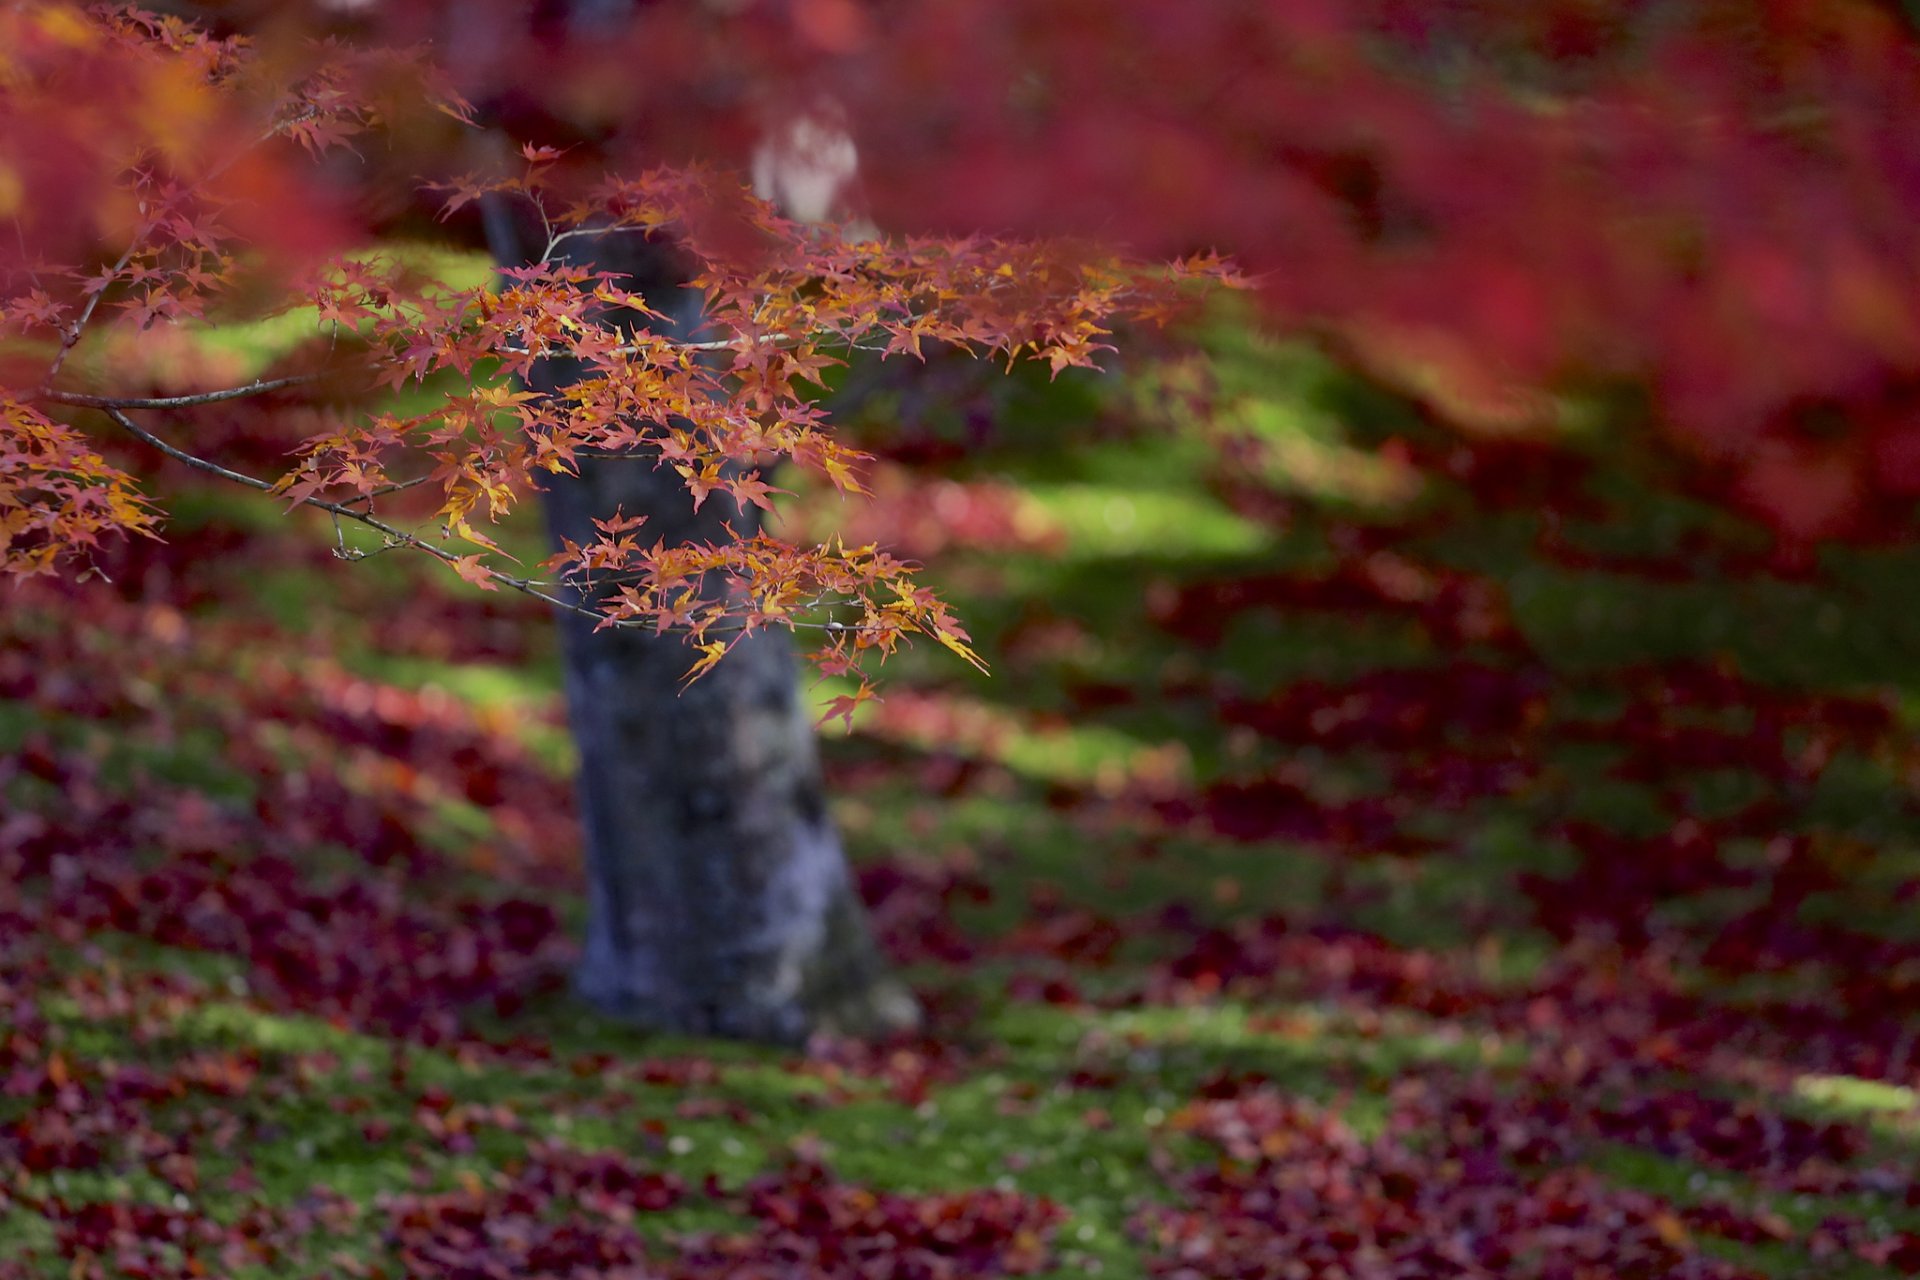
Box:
5, 0, 1918, 675
416, 0, 1920, 537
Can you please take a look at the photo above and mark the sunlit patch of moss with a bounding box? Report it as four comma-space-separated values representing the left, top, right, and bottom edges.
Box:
358, 653, 563, 707
1223, 398, 1428, 513
838, 687, 1187, 792
0, 1193, 61, 1260
988, 999, 1518, 1105
1794, 1075, 1919, 1124
33, 1004, 143, 1065
413, 789, 510, 852
1001, 721, 1179, 792
1016, 480, 1273, 560
172, 1000, 393, 1061
1145, 319, 1441, 521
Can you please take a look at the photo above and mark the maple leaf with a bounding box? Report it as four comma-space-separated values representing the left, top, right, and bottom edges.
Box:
819, 452, 869, 496
784, 343, 843, 386
680, 638, 731, 686
444, 517, 517, 560
447, 554, 498, 591
930, 625, 990, 674
725, 472, 785, 513
815, 681, 879, 732
592, 509, 648, 536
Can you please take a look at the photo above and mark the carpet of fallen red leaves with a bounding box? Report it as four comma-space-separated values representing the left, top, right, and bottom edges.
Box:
2, 420, 1918, 1278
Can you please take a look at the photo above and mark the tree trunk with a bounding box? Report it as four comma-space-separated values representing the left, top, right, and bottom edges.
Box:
487, 210, 917, 1046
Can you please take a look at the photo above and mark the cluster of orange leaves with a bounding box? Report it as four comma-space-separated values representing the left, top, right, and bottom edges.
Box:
0, 400, 154, 575
0, 4, 1234, 715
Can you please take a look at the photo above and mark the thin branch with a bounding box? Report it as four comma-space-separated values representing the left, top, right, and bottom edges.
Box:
38, 373, 324, 411
96, 407, 890, 643
101, 406, 587, 617
541, 223, 660, 264
366, 474, 434, 499
103, 406, 281, 495
43, 242, 140, 387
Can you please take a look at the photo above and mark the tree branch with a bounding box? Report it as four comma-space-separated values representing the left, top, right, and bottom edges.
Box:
38, 374, 325, 411
100, 405, 587, 615
95, 406, 869, 640
42, 243, 140, 388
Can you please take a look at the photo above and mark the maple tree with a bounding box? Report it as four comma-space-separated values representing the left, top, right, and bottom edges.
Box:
2, 9, 1219, 693
0, 2, 1236, 1041
6, 0, 1920, 1047
5, 4, 1920, 1272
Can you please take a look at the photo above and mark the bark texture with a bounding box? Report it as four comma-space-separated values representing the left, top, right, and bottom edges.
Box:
492, 213, 916, 1045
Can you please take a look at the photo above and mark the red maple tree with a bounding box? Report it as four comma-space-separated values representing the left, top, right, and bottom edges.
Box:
5, 0, 1916, 1041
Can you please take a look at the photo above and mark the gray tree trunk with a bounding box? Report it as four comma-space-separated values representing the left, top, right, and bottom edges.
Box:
486, 210, 917, 1046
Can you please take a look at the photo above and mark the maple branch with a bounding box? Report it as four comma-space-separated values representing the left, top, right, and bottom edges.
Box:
102, 407, 281, 494
99, 406, 584, 615
367, 474, 434, 499
93, 408, 874, 643
43, 242, 141, 388
38, 374, 325, 411
541, 223, 660, 264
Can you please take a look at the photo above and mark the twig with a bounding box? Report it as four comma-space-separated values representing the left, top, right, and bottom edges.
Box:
101, 406, 586, 617
43, 242, 140, 387
366, 474, 434, 499
103, 407, 283, 495
95, 407, 887, 642
38, 374, 324, 411
541, 223, 660, 264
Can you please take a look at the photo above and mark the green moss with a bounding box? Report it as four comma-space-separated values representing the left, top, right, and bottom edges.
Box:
171, 1001, 391, 1060
15, 262, 1920, 1280
1794, 1074, 1920, 1123
1015, 480, 1273, 560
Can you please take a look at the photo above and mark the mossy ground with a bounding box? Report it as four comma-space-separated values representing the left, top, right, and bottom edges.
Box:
4, 318, 1918, 1277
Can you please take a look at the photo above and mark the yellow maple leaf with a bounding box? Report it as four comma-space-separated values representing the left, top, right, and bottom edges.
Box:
934, 628, 989, 674
681, 639, 730, 686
